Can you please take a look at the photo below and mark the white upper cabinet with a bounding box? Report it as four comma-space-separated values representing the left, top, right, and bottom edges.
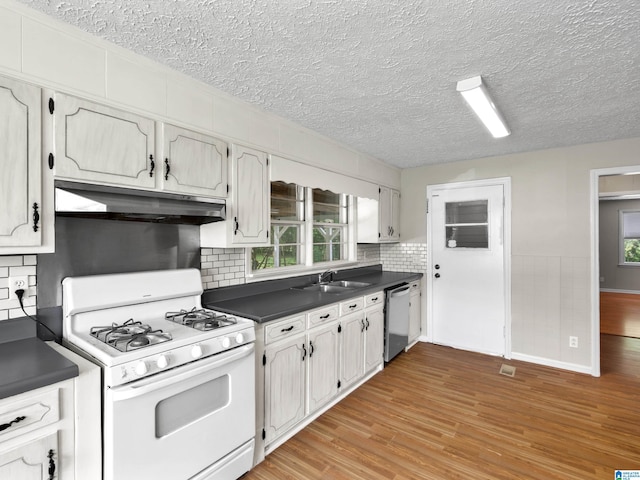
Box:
357, 186, 401, 243
201, 144, 270, 247
53, 93, 156, 189
160, 123, 228, 198
0, 75, 50, 251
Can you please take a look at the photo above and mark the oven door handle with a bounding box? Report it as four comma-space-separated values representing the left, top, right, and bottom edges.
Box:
109, 344, 254, 401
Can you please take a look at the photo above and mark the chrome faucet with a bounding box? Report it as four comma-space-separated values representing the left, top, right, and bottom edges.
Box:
318, 270, 335, 284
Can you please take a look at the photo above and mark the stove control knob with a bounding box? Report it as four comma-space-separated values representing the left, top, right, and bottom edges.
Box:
221, 337, 231, 349
235, 333, 245, 344
156, 355, 169, 369
191, 344, 203, 359
134, 361, 148, 376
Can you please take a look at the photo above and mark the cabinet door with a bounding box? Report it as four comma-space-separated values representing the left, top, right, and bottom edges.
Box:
0, 433, 58, 480
339, 312, 365, 389
231, 145, 269, 245
264, 335, 306, 444
54, 93, 155, 188
161, 124, 228, 198
0, 76, 42, 247
390, 188, 401, 240
378, 186, 391, 241
308, 324, 339, 414
409, 284, 421, 343
364, 307, 385, 372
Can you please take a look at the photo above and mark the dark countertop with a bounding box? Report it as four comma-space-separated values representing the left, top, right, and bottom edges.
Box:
203, 265, 422, 324
0, 318, 79, 400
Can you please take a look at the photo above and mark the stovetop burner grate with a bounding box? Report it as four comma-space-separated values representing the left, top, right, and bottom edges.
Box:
165, 308, 237, 331
90, 319, 172, 352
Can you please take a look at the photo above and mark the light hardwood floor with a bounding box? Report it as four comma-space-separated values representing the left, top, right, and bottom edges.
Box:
244, 337, 640, 480
600, 291, 640, 338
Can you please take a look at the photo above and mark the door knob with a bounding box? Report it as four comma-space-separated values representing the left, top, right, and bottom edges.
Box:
435, 264, 440, 270
435, 273, 441, 278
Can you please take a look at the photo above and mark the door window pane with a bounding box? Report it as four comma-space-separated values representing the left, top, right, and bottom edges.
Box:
445, 200, 488, 248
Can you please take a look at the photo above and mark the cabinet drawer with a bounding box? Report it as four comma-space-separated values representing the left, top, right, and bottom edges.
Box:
365, 291, 384, 308
264, 315, 306, 345
307, 304, 339, 328
0, 386, 60, 444
340, 297, 364, 315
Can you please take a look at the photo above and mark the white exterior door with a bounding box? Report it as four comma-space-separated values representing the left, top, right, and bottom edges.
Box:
428, 181, 508, 356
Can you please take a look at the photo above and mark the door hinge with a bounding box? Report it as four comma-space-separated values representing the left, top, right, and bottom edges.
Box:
227, 147, 230, 158
226, 184, 229, 194
48, 153, 54, 170
266, 157, 269, 166
266, 231, 269, 239
262, 429, 266, 440
426, 198, 429, 214
338, 324, 342, 333
262, 353, 266, 366
337, 380, 341, 389
48, 98, 54, 115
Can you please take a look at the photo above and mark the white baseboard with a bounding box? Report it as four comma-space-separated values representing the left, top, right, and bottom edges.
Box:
600, 288, 640, 295
510, 352, 594, 375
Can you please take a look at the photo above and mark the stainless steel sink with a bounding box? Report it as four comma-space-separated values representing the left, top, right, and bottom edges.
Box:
292, 284, 351, 294
328, 280, 371, 288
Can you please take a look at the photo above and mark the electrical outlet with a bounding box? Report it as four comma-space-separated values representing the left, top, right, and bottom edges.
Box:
9, 276, 29, 299
569, 336, 578, 348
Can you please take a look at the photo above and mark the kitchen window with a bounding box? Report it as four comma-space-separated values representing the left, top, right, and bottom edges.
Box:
620, 210, 640, 264
250, 182, 353, 274
251, 182, 305, 271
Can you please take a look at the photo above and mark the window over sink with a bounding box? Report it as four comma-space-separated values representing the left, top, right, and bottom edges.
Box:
250, 181, 354, 275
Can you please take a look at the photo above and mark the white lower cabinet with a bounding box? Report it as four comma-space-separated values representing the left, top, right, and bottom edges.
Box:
263, 333, 306, 444
258, 291, 385, 461
0, 433, 57, 480
0, 381, 71, 479
408, 280, 422, 346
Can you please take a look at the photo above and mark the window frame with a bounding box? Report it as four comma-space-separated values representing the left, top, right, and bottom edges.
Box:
248, 183, 357, 279
619, 209, 640, 266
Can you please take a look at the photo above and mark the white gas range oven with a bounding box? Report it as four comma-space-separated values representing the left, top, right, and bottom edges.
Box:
61, 268, 256, 480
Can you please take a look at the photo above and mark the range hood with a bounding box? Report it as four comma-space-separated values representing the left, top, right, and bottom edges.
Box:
55, 181, 225, 225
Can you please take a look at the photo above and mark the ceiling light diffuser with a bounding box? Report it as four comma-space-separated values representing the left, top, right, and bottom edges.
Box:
456, 76, 510, 138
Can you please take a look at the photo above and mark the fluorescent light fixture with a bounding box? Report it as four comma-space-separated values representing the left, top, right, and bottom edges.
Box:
456, 76, 510, 138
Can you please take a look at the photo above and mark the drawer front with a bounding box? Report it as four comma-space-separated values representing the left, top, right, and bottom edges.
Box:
0, 386, 60, 444
340, 297, 364, 315
264, 315, 306, 345
307, 304, 339, 328
365, 291, 384, 308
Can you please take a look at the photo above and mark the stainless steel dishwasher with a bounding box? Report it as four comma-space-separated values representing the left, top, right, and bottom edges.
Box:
384, 283, 410, 362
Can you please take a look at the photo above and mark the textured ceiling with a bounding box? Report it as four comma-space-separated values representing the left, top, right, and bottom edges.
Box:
16, 0, 640, 168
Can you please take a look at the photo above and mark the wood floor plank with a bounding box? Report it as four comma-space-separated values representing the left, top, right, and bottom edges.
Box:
244, 336, 640, 480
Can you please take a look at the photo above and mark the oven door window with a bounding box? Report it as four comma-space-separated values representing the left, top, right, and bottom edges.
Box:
155, 374, 230, 438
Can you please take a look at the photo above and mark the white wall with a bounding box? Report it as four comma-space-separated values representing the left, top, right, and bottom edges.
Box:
0, 0, 400, 190
401, 137, 640, 371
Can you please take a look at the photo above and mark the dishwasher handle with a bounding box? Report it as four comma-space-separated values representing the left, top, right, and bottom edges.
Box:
389, 286, 410, 297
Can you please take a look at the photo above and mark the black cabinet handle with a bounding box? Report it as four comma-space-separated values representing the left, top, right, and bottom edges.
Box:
365, 318, 370, 330
149, 154, 155, 177
234, 217, 239, 235
309, 340, 314, 358
164, 158, 170, 180
48, 449, 55, 480
281, 325, 294, 333
302, 343, 307, 361
320, 314, 330, 319
48, 152, 54, 170
349, 304, 357, 309
32, 203, 40, 232
371, 297, 378, 302
361, 319, 366, 332
0, 415, 26, 432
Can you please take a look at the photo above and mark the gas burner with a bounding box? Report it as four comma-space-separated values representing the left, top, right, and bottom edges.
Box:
90, 319, 172, 352
165, 308, 237, 331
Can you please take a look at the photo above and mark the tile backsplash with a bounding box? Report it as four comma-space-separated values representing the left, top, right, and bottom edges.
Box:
200, 248, 246, 290
380, 243, 427, 272
0, 255, 37, 321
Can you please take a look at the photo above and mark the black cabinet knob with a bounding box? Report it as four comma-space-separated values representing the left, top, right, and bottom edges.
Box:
435, 273, 441, 278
